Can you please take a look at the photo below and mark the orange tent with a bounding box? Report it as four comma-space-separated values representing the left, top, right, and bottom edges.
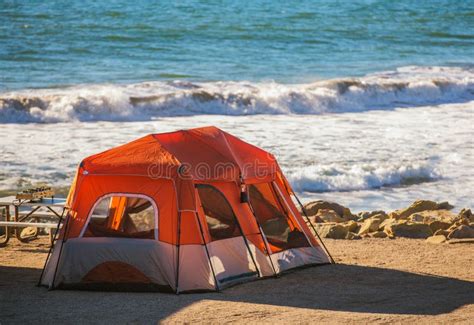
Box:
40, 126, 332, 292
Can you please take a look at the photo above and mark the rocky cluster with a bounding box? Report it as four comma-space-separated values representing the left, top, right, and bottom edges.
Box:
302, 200, 474, 244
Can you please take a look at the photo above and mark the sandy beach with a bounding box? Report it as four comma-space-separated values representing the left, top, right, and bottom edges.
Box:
1, 236, 472, 323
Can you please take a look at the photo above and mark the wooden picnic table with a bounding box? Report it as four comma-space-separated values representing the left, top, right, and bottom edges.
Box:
0, 196, 67, 247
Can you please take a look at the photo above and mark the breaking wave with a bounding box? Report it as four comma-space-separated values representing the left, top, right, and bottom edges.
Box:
286, 160, 440, 193
1, 66, 473, 123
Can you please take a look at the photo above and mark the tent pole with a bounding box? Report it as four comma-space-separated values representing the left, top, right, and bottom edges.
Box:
233, 215, 261, 278
175, 211, 182, 294
233, 179, 260, 278
37, 207, 66, 286
293, 194, 335, 264
246, 201, 278, 276
195, 212, 219, 292
257, 224, 278, 276
199, 183, 261, 280
271, 182, 316, 250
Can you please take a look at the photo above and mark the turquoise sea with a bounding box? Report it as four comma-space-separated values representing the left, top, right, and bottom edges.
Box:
1, 0, 473, 89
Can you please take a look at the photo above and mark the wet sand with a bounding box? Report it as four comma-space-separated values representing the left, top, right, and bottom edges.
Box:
0, 237, 473, 323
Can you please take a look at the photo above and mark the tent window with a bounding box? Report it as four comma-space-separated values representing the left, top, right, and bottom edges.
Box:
248, 183, 310, 252
84, 195, 156, 239
196, 184, 241, 241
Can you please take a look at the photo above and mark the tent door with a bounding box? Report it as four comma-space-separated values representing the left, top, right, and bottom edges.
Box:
195, 184, 259, 287
246, 182, 312, 255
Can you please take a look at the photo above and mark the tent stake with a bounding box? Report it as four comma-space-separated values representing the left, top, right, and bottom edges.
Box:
293, 194, 335, 264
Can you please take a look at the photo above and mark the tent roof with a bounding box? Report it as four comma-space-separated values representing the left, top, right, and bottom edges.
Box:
81, 126, 279, 183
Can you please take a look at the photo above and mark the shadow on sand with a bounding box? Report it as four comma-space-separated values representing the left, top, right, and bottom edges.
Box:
1, 263, 473, 321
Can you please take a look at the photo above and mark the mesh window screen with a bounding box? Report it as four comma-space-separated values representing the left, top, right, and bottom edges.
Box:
84, 196, 155, 239
196, 184, 242, 241
249, 183, 310, 252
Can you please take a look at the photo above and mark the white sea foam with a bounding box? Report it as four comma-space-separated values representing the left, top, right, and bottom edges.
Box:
1, 66, 473, 123
0, 103, 472, 211
287, 161, 440, 193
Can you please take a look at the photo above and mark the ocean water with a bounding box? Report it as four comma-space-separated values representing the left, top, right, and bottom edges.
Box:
1, 0, 473, 89
1, 1, 473, 211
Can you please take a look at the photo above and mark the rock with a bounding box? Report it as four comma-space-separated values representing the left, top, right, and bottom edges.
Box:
378, 218, 398, 231
449, 217, 470, 229
315, 209, 345, 223
20, 226, 38, 239
447, 238, 474, 244
434, 229, 449, 236
357, 210, 387, 222
388, 211, 399, 219
303, 200, 355, 220
448, 225, 474, 239
306, 215, 321, 225
313, 223, 348, 239
358, 216, 383, 235
345, 232, 361, 240
390, 200, 454, 219
326, 224, 349, 239
460, 218, 470, 226
437, 201, 455, 210
458, 208, 473, 222
372, 213, 388, 222
426, 235, 447, 244
313, 223, 335, 237
435, 210, 458, 223
408, 213, 425, 223
357, 211, 369, 221
408, 209, 457, 224
369, 231, 388, 238
428, 220, 452, 233
446, 223, 461, 234
342, 220, 359, 233
385, 222, 433, 238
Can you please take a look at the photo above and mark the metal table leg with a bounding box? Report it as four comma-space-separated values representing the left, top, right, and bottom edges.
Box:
14, 205, 40, 243
0, 205, 11, 247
